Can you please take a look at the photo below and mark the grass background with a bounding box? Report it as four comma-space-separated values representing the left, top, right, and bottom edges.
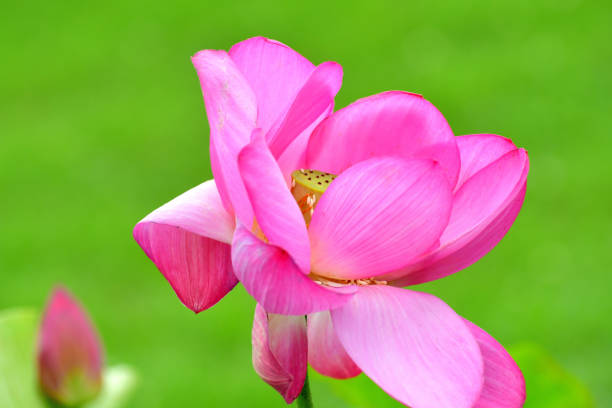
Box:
1, 0, 611, 406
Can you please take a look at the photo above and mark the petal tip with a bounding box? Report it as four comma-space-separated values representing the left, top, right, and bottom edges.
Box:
252, 305, 307, 403
134, 221, 237, 314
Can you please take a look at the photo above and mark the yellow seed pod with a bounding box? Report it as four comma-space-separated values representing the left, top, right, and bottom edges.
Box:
291, 169, 337, 225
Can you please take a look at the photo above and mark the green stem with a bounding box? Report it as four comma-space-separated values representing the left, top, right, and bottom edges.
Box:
296, 371, 313, 408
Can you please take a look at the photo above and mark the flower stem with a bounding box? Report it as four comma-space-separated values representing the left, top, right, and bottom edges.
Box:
296, 371, 313, 408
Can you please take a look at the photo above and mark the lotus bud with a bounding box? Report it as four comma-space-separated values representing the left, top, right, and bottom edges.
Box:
38, 288, 103, 406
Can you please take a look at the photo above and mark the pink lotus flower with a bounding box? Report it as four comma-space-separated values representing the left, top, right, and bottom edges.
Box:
38, 288, 104, 406
134, 37, 528, 407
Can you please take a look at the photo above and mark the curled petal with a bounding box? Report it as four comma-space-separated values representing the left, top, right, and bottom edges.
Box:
231, 225, 355, 315
307, 311, 361, 379
133, 181, 237, 313
238, 132, 310, 273
38, 288, 103, 406
136, 180, 234, 244
306, 91, 460, 186
229, 36, 315, 136
192, 49, 256, 224
267, 61, 343, 160
465, 320, 526, 408
331, 286, 484, 408
389, 145, 529, 285
443, 148, 528, 244
309, 158, 452, 280
276, 111, 328, 184
252, 304, 307, 403
454, 134, 518, 191
135, 225, 235, 314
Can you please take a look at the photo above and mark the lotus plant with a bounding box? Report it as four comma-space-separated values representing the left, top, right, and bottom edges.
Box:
133, 37, 529, 407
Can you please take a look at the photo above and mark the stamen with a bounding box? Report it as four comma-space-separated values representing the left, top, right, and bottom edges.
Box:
252, 219, 268, 243
310, 274, 388, 287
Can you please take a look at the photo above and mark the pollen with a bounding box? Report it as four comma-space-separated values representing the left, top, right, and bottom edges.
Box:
291, 169, 337, 225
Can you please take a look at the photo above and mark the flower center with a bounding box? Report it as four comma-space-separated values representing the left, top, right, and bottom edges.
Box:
291, 169, 388, 288
290, 169, 336, 225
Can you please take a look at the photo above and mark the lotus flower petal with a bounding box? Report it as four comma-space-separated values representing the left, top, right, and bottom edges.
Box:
465, 320, 526, 408
133, 181, 237, 313
331, 286, 483, 408
275, 112, 327, 184
192, 49, 256, 224
308, 157, 452, 280
238, 132, 310, 273
307, 311, 361, 379
231, 225, 355, 315
389, 142, 529, 285
267, 61, 343, 160
306, 91, 460, 186
252, 304, 307, 403
135, 180, 234, 244
38, 288, 103, 406
454, 134, 518, 191
229, 37, 315, 137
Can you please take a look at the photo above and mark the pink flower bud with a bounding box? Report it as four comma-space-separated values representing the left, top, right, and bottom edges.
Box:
38, 288, 103, 406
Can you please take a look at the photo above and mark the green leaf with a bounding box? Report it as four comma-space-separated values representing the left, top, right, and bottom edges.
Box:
509, 343, 595, 408
0, 309, 137, 408
0, 308, 46, 408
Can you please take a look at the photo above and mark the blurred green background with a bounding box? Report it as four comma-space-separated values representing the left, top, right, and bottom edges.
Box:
1, 0, 611, 406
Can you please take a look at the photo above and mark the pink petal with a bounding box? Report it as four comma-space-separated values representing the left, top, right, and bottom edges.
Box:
38, 288, 103, 405
306, 91, 460, 186
252, 304, 308, 403
331, 286, 484, 408
276, 113, 326, 184
137, 180, 235, 244
238, 132, 310, 273
133, 181, 237, 313
308, 158, 453, 280
307, 311, 361, 379
229, 37, 315, 137
443, 146, 528, 243
389, 147, 529, 285
465, 321, 526, 408
454, 134, 518, 192
231, 225, 356, 315
192, 49, 256, 224
267, 61, 343, 159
